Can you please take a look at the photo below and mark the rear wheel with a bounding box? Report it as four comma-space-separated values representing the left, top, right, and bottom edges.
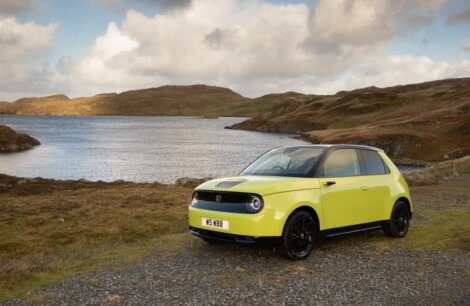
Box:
383, 200, 410, 238
279, 210, 316, 260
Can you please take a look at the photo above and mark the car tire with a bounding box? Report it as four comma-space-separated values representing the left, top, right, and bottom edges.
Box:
279, 210, 316, 260
383, 200, 411, 238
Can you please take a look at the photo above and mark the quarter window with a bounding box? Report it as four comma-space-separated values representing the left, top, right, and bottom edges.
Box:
361, 150, 387, 175
322, 149, 361, 177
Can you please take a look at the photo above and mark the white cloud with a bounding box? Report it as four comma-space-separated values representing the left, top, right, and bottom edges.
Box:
447, 7, 470, 25
0, 17, 56, 59
72, 22, 139, 87
96, 0, 192, 11
0, 0, 39, 17
336, 55, 470, 92
2, 0, 468, 100
67, 0, 460, 97
460, 38, 470, 56
0, 17, 58, 98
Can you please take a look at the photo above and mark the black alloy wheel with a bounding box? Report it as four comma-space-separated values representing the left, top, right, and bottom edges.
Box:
279, 210, 316, 260
383, 200, 411, 238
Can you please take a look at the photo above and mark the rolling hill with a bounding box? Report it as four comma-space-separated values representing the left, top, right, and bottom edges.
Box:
0, 85, 267, 117
1, 78, 468, 161
230, 77, 470, 162
0, 85, 322, 117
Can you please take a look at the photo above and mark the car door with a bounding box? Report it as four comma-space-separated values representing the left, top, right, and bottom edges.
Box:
357, 149, 393, 223
319, 148, 370, 229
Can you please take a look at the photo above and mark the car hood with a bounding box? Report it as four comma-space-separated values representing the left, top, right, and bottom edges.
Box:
195, 175, 320, 196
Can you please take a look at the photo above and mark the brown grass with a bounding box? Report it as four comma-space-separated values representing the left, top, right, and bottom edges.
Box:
403, 155, 470, 186
231, 77, 470, 161
0, 156, 469, 300
0, 175, 194, 300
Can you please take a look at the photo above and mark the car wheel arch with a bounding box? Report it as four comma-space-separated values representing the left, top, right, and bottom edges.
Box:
396, 196, 412, 217
283, 206, 320, 238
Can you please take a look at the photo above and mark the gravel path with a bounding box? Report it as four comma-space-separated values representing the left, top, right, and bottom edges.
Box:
6, 232, 469, 305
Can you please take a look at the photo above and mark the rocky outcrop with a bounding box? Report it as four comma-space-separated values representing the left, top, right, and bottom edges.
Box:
174, 177, 212, 188
0, 125, 40, 153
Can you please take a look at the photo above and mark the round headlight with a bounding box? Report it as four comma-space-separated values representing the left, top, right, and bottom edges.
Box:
191, 192, 198, 206
246, 195, 262, 213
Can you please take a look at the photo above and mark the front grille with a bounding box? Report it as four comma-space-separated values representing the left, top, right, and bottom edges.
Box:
196, 190, 251, 203
192, 190, 263, 214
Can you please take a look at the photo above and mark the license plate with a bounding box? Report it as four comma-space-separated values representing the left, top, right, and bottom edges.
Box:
201, 217, 229, 230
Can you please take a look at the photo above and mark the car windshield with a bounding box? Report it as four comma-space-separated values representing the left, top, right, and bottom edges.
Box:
241, 147, 325, 177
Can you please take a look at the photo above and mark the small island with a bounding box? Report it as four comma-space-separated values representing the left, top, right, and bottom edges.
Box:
0, 125, 40, 153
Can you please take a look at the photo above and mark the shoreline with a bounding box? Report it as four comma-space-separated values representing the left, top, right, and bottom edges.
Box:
0, 113, 250, 119
0, 174, 210, 188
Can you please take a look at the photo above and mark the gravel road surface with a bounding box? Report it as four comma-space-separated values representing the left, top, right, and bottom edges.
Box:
6, 232, 469, 305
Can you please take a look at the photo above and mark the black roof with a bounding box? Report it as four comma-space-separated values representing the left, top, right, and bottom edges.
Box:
281, 144, 383, 152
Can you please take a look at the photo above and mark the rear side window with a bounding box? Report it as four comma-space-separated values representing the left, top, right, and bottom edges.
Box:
322, 149, 361, 177
360, 150, 388, 175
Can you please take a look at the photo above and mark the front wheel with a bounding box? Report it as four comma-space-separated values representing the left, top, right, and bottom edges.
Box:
383, 200, 411, 238
279, 210, 316, 260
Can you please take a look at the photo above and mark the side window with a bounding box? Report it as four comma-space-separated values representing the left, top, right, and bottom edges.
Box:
361, 150, 387, 175
323, 149, 361, 177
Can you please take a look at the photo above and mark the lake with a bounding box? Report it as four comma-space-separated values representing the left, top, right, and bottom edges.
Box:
0, 115, 306, 183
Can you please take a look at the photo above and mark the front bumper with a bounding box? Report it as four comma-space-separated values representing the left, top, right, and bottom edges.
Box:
189, 227, 256, 244
188, 205, 284, 237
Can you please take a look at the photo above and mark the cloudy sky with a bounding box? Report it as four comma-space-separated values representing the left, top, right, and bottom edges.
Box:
0, 0, 469, 100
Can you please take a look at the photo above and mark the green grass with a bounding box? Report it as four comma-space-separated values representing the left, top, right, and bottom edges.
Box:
403, 156, 470, 186
403, 210, 470, 252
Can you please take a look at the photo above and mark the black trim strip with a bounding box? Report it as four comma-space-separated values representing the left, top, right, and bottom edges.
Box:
192, 200, 249, 213
321, 221, 385, 238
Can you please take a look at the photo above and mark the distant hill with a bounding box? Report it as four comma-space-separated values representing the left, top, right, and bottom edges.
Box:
0, 85, 264, 117
0, 125, 40, 152
1, 78, 469, 161
230, 78, 470, 162
0, 85, 319, 117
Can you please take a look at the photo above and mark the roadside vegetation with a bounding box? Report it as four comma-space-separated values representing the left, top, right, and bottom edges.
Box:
403, 155, 470, 186
0, 177, 195, 300
0, 156, 469, 301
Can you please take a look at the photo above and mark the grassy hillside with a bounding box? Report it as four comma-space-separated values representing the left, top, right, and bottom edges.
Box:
0, 85, 264, 117
0, 125, 40, 152
230, 78, 470, 161
0, 86, 322, 117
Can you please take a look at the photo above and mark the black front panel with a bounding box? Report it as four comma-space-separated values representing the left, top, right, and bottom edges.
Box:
192, 191, 261, 214
196, 191, 251, 203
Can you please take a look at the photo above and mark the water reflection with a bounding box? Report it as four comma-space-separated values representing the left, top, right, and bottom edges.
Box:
0, 115, 306, 183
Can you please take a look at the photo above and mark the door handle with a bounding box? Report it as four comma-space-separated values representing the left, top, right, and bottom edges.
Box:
325, 181, 336, 186
360, 186, 369, 190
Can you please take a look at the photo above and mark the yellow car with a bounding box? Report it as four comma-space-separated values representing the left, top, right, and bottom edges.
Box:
188, 145, 412, 259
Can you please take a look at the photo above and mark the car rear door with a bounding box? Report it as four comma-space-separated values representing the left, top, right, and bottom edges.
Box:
319, 148, 369, 229
357, 149, 393, 223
